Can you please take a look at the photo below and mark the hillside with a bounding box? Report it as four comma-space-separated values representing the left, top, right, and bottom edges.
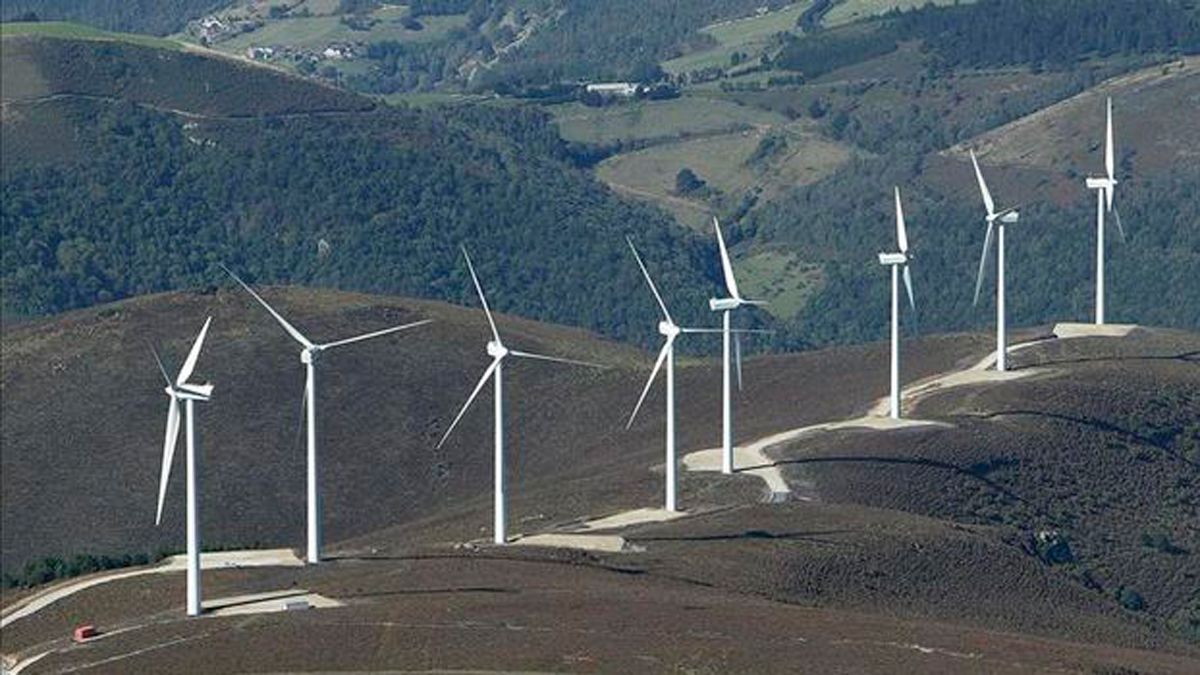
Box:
0, 29, 724, 347
2, 291, 1199, 671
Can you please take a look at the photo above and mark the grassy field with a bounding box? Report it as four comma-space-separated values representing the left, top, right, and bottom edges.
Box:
211, 10, 467, 53
663, 2, 811, 75
595, 122, 852, 231
551, 96, 787, 145
736, 249, 825, 319
822, 0, 977, 28
0, 21, 182, 50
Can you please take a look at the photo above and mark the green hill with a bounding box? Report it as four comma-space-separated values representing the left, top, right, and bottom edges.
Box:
0, 29, 722, 346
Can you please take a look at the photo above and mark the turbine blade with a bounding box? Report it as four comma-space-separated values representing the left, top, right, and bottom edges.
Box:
155, 397, 181, 526
221, 264, 313, 349
1112, 205, 1127, 243
973, 221, 995, 307
902, 264, 916, 314
176, 316, 212, 385
626, 237, 673, 324
734, 331, 743, 392
680, 327, 770, 334
150, 345, 173, 388
320, 319, 432, 350
894, 186, 909, 253
508, 349, 604, 368
627, 341, 671, 429
970, 150, 996, 217
436, 358, 500, 449
1105, 97, 1115, 181
461, 247, 500, 344
713, 217, 742, 300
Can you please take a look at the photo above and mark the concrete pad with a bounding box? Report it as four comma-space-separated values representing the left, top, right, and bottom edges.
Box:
684, 443, 792, 495
512, 534, 630, 553
160, 548, 304, 571
823, 416, 949, 432
205, 589, 341, 617
1053, 322, 1137, 338
568, 507, 686, 532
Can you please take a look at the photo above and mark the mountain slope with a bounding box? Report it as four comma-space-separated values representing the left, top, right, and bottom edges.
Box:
0, 29, 722, 344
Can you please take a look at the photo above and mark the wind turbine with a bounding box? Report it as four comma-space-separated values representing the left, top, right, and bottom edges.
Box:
152, 317, 214, 617
222, 266, 431, 564
969, 150, 1021, 372
436, 247, 600, 545
1084, 97, 1125, 325
878, 187, 916, 419
626, 237, 734, 512
708, 217, 767, 474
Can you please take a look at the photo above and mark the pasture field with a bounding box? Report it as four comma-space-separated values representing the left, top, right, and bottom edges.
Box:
822, 0, 977, 28
211, 10, 467, 54
663, 2, 811, 75
736, 249, 825, 320
551, 96, 786, 145
0, 21, 181, 50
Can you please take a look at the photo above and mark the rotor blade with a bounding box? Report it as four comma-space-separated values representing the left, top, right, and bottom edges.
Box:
734, 331, 743, 392
292, 378, 309, 459
508, 349, 604, 369
436, 358, 501, 449
973, 221, 995, 307
155, 397, 181, 526
176, 316, 212, 386
150, 345, 173, 388
902, 264, 916, 314
626, 341, 671, 429
969, 150, 995, 217
713, 217, 742, 300
221, 264, 313, 349
1105, 97, 1115, 181
320, 319, 432, 350
626, 237, 673, 324
680, 327, 770, 334
1112, 204, 1127, 243
740, 299, 770, 306
461, 247, 500, 344
894, 186, 909, 253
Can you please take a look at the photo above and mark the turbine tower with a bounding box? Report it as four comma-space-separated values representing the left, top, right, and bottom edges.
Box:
223, 266, 431, 563
626, 237, 733, 512
878, 187, 916, 419
1084, 97, 1125, 325
152, 317, 214, 617
437, 247, 600, 544
708, 217, 766, 474
970, 150, 1021, 372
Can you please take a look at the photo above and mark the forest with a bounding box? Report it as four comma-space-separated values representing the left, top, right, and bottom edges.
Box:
0, 0, 223, 35
1, 98, 721, 347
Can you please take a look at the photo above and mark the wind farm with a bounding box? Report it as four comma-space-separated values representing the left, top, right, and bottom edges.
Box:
3, 3, 1199, 673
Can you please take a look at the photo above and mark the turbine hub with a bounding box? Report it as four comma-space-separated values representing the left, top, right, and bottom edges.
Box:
486, 340, 508, 359
659, 321, 680, 338
301, 347, 322, 364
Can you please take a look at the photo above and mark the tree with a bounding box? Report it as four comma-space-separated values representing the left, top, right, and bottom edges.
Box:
675, 168, 707, 195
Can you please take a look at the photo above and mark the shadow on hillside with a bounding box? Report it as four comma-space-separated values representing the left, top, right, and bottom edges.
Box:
978, 409, 1200, 468
628, 529, 851, 545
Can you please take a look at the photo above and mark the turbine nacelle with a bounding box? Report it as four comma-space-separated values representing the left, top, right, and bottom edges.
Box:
658, 320, 680, 338
486, 340, 509, 359
878, 252, 907, 266
708, 297, 741, 312
167, 383, 213, 401
300, 346, 323, 364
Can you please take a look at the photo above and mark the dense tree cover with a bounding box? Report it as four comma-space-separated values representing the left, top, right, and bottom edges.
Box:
482, 0, 793, 87
0, 0, 224, 35
1, 100, 722, 346
893, 0, 1200, 71
746, 158, 1200, 350
778, 0, 1200, 77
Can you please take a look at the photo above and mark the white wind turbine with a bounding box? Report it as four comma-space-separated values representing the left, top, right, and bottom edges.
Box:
223, 266, 431, 564
626, 237, 736, 512
151, 317, 215, 617
970, 150, 1021, 372
878, 187, 916, 419
1084, 97, 1125, 325
436, 247, 601, 545
708, 217, 767, 474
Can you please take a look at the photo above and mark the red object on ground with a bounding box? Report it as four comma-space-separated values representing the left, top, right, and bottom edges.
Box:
72, 625, 98, 642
